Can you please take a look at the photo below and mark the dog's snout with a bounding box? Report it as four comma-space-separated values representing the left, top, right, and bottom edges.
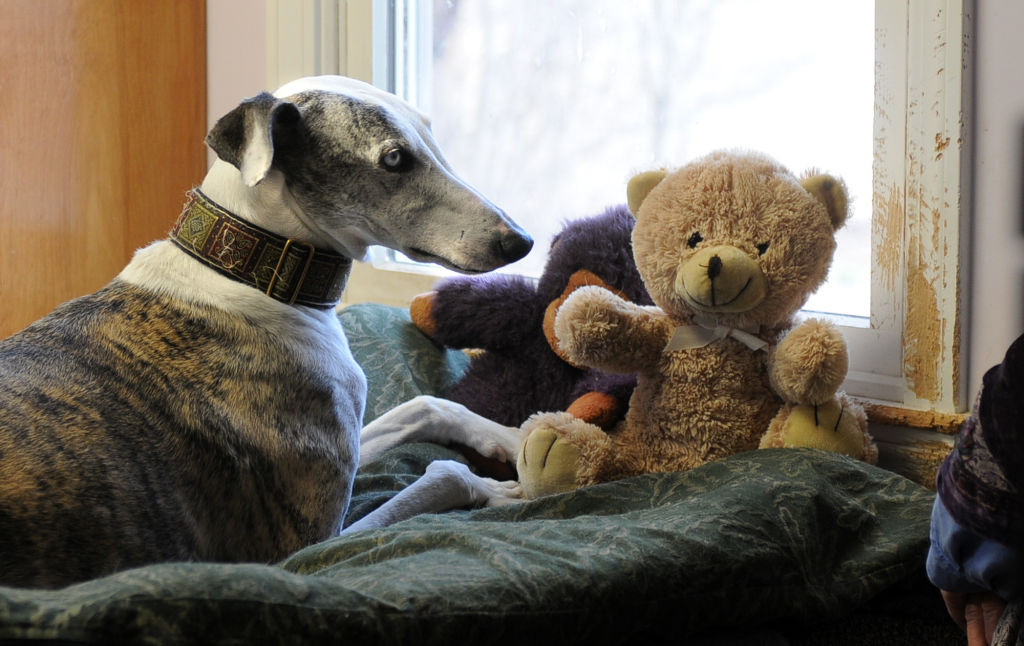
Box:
495, 228, 534, 263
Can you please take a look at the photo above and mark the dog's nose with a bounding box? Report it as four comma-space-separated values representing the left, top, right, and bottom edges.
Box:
495, 228, 534, 263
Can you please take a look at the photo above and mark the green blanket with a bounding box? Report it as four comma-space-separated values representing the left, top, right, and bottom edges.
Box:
0, 305, 957, 645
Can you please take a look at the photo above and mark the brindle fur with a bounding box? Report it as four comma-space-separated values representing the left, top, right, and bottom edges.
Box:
0, 281, 363, 587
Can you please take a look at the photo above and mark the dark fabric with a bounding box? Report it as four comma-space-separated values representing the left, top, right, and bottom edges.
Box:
937, 333, 1024, 548
0, 447, 938, 646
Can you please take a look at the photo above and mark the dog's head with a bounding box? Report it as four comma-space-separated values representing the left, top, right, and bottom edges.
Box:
206, 76, 532, 273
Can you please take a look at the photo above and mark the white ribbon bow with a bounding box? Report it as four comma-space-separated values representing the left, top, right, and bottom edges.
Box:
665, 313, 768, 352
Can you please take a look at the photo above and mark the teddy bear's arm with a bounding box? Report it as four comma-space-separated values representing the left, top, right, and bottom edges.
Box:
554, 285, 670, 375
768, 318, 849, 405
419, 274, 541, 351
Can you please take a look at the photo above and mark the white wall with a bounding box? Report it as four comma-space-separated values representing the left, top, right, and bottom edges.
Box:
967, 0, 1024, 398
206, 0, 1024, 404
206, 0, 268, 164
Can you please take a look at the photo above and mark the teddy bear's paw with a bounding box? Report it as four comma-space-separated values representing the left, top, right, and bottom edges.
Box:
517, 427, 581, 499
543, 270, 629, 367
517, 412, 599, 499
409, 291, 439, 339
771, 319, 849, 404
554, 286, 637, 367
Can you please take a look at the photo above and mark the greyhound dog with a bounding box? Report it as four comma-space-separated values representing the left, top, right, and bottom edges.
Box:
0, 76, 532, 588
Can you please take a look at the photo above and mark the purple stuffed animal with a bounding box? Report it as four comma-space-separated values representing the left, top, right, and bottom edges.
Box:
411, 205, 652, 432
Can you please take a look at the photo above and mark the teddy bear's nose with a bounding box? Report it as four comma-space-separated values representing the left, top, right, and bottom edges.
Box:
706, 255, 723, 280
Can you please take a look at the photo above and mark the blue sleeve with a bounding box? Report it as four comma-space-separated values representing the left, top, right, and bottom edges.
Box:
927, 496, 1024, 601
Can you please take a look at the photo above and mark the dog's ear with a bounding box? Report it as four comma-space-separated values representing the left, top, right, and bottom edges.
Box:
206, 92, 302, 187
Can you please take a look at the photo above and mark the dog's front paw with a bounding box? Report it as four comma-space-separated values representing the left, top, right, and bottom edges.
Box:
422, 459, 521, 507
482, 479, 524, 507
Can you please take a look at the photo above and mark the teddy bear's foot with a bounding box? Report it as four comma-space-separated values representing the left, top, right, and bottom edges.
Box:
518, 425, 580, 499
765, 397, 877, 464
517, 412, 610, 499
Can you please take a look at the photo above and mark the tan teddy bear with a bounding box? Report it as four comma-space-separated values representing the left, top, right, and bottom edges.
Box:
516, 150, 877, 499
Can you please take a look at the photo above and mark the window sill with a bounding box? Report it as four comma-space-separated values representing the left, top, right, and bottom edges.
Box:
859, 400, 964, 489
856, 399, 967, 435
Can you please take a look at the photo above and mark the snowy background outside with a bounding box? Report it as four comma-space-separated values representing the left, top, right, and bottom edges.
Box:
416, 0, 872, 317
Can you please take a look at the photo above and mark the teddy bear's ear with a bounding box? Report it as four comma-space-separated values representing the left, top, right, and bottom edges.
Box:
801, 172, 849, 230
626, 169, 668, 216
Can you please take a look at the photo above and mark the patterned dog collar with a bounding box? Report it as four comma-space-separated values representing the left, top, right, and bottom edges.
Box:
170, 190, 351, 308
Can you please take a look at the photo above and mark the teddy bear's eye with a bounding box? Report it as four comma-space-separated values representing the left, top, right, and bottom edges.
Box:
687, 232, 704, 249
756, 242, 770, 256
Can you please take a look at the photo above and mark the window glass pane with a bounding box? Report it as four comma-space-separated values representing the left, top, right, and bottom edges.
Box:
419, 0, 872, 318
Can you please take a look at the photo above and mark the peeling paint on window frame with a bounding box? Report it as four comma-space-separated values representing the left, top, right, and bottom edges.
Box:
847, 0, 971, 416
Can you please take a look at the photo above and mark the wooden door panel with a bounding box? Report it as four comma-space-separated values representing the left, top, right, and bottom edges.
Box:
0, 1, 206, 338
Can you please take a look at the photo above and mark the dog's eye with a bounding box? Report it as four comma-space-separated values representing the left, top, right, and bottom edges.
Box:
686, 232, 703, 249
380, 148, 414, 172
756, 241, 770, 256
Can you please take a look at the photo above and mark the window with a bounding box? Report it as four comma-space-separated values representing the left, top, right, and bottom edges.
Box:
392, 0, 873, 320
267, 0, 971, 417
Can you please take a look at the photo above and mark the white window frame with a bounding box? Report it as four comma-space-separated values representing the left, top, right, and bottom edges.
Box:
266, 0, 972, 417
858, 0, 971, 416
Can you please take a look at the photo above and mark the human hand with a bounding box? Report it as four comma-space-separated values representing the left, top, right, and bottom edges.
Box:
941, 590, 1007, 645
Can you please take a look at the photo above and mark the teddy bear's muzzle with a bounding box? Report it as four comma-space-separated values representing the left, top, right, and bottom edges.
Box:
676, 245, 768, 313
